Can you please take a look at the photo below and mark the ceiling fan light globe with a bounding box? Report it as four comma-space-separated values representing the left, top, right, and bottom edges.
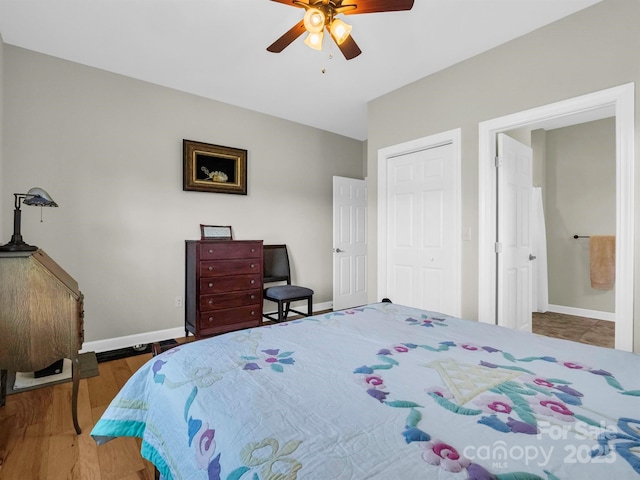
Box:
304, 31, 324, 50
329, 18, 352, 45
303, 8, 325, 33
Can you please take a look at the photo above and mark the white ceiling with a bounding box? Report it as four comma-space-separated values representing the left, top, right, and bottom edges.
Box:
0, 0, 601, 140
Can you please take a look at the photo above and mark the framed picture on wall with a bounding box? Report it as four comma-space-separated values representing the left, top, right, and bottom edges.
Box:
183, 140, 247, 195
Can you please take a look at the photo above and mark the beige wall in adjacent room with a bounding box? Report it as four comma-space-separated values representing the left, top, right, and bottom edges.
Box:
531, 129, 547, 196
367, 0, 640, 351
545, 118, 616, 313
2, 46, 364, 342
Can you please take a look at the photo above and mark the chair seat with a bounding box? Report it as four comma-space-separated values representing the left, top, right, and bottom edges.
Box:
264, 285, 314, 300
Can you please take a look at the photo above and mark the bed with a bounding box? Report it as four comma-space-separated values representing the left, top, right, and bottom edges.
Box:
91, 302, 640, 479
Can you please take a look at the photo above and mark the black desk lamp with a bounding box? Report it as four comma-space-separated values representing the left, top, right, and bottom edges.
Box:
0, 187, 58, 252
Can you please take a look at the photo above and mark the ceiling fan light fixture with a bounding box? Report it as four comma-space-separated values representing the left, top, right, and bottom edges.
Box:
304, 30, 324, 50
329, 18, 352, 45
268, 0, 414, 60
303, 7, 325, 33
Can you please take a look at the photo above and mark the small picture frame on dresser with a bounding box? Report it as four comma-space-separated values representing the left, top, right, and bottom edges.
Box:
200, 225, 233, 240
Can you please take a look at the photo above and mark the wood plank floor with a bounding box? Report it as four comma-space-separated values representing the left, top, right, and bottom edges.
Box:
0, 313, 615, 479
0, 353, 157, 480
533, 311, 615, 348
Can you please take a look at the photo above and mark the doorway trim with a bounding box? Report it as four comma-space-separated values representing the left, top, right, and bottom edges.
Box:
378, 128, 462, 317
478, 83, 635, 351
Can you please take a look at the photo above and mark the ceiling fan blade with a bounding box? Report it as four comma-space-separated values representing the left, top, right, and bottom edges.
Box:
267, 20, 306, 53
335, 35, 362, 60
334, 4, 358, 14
343, 0, 414, 15
270, 0, 307, 7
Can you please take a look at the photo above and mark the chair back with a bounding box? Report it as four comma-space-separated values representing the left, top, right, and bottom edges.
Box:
263, 245, 291, 284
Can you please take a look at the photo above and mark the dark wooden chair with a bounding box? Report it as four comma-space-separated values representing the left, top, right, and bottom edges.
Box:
263, 245, 314, 322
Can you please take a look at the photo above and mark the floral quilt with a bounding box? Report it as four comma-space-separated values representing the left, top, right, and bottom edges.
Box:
91, 302, 640, 479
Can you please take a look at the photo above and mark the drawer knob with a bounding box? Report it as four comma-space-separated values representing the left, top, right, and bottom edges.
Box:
208, 299, 213, 304
250, 248, 255, 252
250, 311, 255, 316
208, 317, 213, 322
208, 283, 214, 288
208, 249, 213, 254
208, 266, 214, 271
250, 264, 255, 268
250, 294, 255, 299
250, 280, 255, 284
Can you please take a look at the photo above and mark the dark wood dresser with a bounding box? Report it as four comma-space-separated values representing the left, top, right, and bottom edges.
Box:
185, 240, 263, 338
0, 249, 84, 434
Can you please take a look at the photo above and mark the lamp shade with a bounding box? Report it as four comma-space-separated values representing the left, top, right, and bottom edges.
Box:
304, 31, 324, 50
303, 8, 325, 33
23, 187, 58, 207
329, 18, 352, 45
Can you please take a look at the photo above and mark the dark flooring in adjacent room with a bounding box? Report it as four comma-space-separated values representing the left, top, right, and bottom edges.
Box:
532, 311, 615, 348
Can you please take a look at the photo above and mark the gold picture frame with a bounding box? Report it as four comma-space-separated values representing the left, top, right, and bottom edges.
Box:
183, 140, 247, 195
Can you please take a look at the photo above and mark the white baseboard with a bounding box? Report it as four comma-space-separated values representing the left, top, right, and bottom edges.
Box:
263, 300, 333, 318
315, 300, 333, 312
81, 301, 335, 354
80, 326, 186, 354
546, 304, 615, 322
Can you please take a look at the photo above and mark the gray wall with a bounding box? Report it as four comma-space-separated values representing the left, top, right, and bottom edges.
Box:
546, 118, 616, 312
367, 0, 640, 351
2, 46, 364, 342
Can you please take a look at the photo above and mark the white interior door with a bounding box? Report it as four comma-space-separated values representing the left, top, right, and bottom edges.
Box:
497, 133, 533, 332
332, 176, 368, 310
384, 143, 459, 315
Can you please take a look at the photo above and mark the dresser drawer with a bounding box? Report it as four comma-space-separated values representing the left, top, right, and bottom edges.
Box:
199, 305, 261, 333
200, 242, 262, 260
200, 289, 261, 311
200, 259, 261, 277
200, 274, 261, 294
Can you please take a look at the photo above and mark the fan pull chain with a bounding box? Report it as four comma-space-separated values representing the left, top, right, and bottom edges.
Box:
322, 41, 334, 74
321, 31, 333, 75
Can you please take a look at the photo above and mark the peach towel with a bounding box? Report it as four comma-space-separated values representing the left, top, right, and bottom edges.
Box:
590, 235, 615, 290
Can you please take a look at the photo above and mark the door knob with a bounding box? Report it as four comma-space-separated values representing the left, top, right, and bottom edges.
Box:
334, 248, 344, 253
529, 254, 537, 261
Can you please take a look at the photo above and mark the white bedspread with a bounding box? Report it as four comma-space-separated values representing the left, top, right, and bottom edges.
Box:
92, 302, 640, 479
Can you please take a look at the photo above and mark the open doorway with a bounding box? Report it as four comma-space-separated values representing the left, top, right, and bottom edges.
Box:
504, 117, 616, 348
477, 83, 635, 352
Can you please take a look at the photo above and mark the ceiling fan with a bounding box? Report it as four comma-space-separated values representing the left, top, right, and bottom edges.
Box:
267, 0, 414, 60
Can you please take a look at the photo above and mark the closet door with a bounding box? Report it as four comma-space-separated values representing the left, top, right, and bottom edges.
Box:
384, 142, 458, 315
